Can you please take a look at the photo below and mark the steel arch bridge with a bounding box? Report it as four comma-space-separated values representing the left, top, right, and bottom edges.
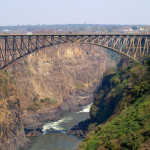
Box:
0, 34, 150, 69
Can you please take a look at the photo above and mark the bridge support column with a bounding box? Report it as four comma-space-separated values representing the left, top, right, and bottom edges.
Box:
4, 37, 8, 65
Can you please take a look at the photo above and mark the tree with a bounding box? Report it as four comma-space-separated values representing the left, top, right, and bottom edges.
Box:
132, 26, 138, 31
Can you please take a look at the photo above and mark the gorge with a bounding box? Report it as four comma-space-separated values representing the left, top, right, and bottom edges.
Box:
0, 38, 150, 150
0, 43, 116, 149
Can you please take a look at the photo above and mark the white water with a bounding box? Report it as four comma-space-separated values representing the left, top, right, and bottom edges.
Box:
77, 103, 92, 113
42, 116, 73, 133
42, 103, 92, 133
28, 104, 92, 150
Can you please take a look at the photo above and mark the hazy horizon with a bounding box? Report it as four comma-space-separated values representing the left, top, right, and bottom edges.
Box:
0, 24, 150, 27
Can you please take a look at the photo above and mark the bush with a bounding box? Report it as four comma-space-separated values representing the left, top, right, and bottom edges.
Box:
27, 103, 41, 111
79, 56, 150, 150
144, 55, 150, 68
110, 75, 121, 86
131, 81, 150, 98
120, 132, 141, 150
40, 97, 57, 105
33, 97, 38, 103
90, 105, 99, 118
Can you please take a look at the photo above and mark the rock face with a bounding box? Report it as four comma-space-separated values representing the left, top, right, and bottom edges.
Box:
0, 72, 29, 150
6, 43, 116, 135
67, 119, 92, 138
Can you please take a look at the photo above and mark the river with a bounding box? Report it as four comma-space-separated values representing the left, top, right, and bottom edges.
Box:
28, 104, 92, 150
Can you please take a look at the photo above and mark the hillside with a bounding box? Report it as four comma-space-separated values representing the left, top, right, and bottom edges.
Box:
79, 57, 150, 150
0, 71, 29, 150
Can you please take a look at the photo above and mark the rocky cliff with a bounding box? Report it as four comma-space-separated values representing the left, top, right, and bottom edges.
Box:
6, 43, 116, 134
0, 71, 29, 150
79, 58, 150, 150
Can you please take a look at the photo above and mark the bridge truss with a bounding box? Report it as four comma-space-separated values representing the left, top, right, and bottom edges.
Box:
0, 34, 150, 69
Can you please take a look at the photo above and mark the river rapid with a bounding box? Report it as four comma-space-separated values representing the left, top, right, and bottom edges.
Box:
28, 104, 92, 150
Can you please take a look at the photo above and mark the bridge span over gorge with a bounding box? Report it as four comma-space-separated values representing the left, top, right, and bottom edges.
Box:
0, 33, 150, 69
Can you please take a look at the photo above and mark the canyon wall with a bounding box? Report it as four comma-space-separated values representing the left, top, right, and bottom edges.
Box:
6, 43, 116, 132
0, 72, 29, 150
78, 58, 150, 150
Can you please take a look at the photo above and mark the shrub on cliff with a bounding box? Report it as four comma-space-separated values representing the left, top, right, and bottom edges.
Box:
27, 97, 57, 111
90, 57, 150, 124
79, 94, 150, 150
80, 56, 150, 150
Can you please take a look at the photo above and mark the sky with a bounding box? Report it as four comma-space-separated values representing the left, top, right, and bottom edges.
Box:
0, 0, 150, 26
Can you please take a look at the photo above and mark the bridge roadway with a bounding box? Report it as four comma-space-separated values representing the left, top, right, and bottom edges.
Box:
0, 33, 150, 69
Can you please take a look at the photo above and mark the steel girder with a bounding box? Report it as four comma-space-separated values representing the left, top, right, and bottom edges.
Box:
0, 34, 149, 69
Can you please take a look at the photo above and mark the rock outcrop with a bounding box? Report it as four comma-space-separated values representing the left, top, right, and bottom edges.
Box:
67, 119, 92, 138
0, 72, 29, 150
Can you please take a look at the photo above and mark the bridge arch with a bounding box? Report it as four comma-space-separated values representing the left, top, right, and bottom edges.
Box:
0, 34, 150, 69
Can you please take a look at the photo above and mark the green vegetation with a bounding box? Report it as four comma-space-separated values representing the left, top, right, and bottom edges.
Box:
0, 24, 149, 34
27, 97, 57, 111
106, 50, 120, 62
132, 26, 138, 31
80, 94, 150, 150
40, 97, 57, 105
79, 57, 150, 150
27, 103, 41, 111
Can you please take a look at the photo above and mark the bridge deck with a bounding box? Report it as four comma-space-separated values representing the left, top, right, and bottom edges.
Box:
0, 33, 150, 37
0, 33, 149, 69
